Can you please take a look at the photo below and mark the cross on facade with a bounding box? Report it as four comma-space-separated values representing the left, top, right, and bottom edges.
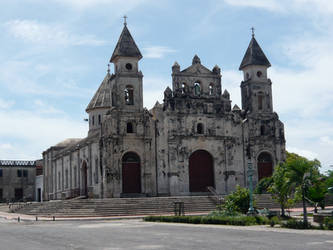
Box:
123, 15, 127, 26
251, 27, 255, 37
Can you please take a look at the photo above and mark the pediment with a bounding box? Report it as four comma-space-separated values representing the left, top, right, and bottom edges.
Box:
181, 64, 213, 75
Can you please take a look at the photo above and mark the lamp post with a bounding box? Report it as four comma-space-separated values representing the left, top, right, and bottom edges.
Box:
247, 161, 256, 215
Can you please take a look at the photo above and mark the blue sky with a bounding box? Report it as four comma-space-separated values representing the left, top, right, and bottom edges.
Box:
0, 0, 332, 172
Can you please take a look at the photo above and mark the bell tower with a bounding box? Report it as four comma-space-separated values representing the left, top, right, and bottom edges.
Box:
110, 20, 143, 111
239, 31, 273, 114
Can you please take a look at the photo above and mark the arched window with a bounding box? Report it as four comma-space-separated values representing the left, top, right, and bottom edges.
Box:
258, 92, 264, 111
209, 83, 214, 95
125, 85, 134, 105
98, 114, 101, 125
194, 82, 201, 96
197, 123, 204, 134
92, 116, 95, 126
127, 122, 134, 133
181, 83, 187, 94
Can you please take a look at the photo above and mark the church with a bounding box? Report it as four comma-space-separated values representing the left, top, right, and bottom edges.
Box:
42, 22, 286, 200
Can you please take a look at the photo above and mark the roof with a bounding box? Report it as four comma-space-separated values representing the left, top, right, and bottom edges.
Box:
55, 138, 82, 147
239, 36, 271, 70
110, 25, 142, 62
86, 73, 113, 112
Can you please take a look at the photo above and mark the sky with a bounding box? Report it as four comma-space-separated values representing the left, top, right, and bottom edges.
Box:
0, 0, 332, 173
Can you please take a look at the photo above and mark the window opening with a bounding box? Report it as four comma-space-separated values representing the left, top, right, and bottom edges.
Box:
0, 169, 2, 177
125, 86, 134, 105
209, 83, 214, 95
257, 71, 262, 78
23, 170, 28, 177
98, 115, 101, 125
194, 82, 201, 96
127, 122, 134, 133
258, 94, 264, 110
125, 63, 133, 70
197, 123, 204, 134
17, 169, 22, 177
181, 83, 187, 94
260, 125, 265, 136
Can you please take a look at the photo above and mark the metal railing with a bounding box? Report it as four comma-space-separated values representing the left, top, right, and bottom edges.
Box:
207, 186, 224, 206
8, 201, 32, 213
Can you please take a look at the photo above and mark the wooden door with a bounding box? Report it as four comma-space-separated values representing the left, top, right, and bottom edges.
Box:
257, 152, 273, 181
189, 150, 214, 192
122, 153, 141, 193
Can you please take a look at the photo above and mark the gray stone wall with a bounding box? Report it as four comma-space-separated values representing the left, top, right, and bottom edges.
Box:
0, 163, 36, 202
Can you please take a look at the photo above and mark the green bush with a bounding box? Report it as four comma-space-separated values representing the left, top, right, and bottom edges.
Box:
282, 219, 312, 229
255, 177, 273, 194
324, 218, 333, 230
144, 215, 269, 226
222, 185, 252, 214
269, 216, 280, 227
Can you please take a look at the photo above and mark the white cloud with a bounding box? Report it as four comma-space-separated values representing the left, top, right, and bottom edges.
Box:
224, 0, 333, 15
33, 100, 65, 115
287, 146, 319, 160
52, 0, 150, 12
0, 144, 13, 150
0, 98, 15, 109
0, 60, 94, 98
143, 76, 171, 109
4, 20, 105, 46
143, 46, 176, 59
0, 109, 87, 160
224, 0, 284, 12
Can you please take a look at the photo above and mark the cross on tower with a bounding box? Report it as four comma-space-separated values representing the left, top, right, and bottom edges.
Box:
123, 15, 127, 26
251, 27, 255, 37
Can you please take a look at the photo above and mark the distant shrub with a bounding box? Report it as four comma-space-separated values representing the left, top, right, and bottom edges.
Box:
269, 216, 280, 227
144, 215, 269, 226
282, 219, 312, 229
324, 218, 333, 230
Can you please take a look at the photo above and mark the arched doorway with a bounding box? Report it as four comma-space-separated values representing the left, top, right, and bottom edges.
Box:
81, 161, 88, 197
257, 152, 273, 181
189, 150, 214, 192
122, 152, 141, 193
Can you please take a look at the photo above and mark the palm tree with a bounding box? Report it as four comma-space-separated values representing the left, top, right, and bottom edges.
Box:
286, 154, 321, 227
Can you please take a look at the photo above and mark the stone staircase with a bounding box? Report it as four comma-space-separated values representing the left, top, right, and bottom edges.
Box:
15, 196, 218, 217
15, 194, 323, 217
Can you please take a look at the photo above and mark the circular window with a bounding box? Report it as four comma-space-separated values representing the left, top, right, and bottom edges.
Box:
257, 71, 262, 78
125, 63, 132, 70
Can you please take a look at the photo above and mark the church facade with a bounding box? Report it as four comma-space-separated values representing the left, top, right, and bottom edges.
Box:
43, 24, 285, 200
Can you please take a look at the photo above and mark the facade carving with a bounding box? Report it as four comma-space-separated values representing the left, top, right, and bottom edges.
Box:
43, 24, 285, 200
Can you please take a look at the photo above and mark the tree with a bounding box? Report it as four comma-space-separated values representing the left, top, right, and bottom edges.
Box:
221, 185, 251, 214
268, 163, 293, 217
285, 153, 321, 227
307, 177, 327, 213
255, 177, 273, 194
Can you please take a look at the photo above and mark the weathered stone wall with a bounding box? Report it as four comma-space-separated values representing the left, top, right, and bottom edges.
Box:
0, 165, 35, 202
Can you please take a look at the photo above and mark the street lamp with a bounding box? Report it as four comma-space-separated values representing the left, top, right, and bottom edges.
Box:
247, 161, 256, 215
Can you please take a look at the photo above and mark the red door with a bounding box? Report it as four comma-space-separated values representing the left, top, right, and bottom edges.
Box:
122, 153, 141, 193
189, 150, 214, 192
257, 152, 273, 181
